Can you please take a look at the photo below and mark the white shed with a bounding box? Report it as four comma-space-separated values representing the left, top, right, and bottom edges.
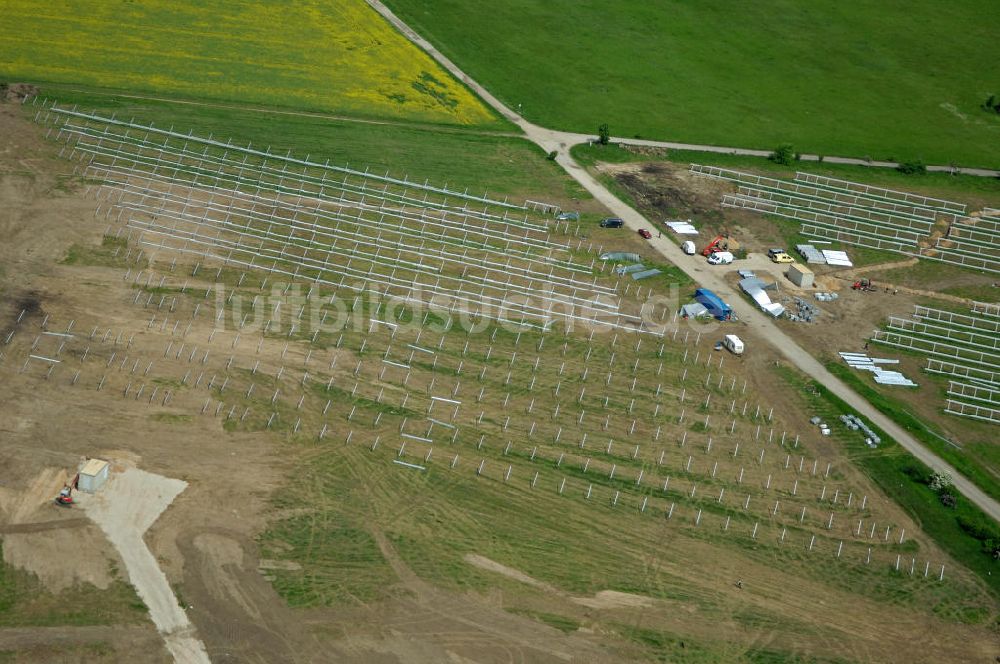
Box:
787, 263, 814, 288
78, 459, 110, 493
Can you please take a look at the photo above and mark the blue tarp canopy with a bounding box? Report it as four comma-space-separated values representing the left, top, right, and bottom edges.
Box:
694, 288, 732, 320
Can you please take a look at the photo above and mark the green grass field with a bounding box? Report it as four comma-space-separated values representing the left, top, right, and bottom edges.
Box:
30, 88, 587, 206
385, 0, 1000, 168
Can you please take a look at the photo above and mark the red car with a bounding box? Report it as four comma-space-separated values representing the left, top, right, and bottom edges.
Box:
638, 229, 652, 239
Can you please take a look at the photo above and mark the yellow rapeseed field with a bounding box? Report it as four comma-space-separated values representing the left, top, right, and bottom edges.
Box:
0, 0, 496, 125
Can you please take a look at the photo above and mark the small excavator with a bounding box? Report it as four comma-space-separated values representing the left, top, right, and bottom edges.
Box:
852, 278, 877, 292
701, 234, 740, 256
54, 474, 79, 507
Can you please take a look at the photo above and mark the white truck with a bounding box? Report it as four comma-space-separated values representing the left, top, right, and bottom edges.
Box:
723, 334, 744, 355
681, 240, 697, 255
707, 251, 734, 265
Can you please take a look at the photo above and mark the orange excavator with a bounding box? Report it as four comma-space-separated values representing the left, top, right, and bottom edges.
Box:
701, 234, 739, 256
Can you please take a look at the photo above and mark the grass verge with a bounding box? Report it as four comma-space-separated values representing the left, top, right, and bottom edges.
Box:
32, 88, 589, 207
778, 366, 1000, 596
0, 552, 147, 627
826, 361, 1000, 505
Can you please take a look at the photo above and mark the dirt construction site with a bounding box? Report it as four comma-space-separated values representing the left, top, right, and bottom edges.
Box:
2, 94, 1000, 664
602, 158, 1000, 450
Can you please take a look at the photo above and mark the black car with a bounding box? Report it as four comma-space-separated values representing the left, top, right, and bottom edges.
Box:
600, 217, 624, 228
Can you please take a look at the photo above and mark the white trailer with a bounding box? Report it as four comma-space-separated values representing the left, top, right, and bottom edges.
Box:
724, 334, 744, 355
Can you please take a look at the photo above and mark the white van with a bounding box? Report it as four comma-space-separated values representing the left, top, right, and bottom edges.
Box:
681, 240, 697, 255
723, 334, 744, 355
707, 251, 734, 265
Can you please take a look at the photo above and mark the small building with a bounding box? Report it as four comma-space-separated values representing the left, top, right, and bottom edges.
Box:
78, 459, 110, 493
787, 263, 814, 289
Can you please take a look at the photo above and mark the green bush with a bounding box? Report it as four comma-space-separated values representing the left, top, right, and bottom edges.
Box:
901, 462, 929, 484
956, 515, 1000, 542
768, 143, 795, 165
897, 160, 927, 175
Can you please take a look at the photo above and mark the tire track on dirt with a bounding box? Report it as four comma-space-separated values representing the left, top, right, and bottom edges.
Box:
331, 455, 607, 661
0, 625, 166, 656
174, 526, 326, 664
0, 517, 89, 534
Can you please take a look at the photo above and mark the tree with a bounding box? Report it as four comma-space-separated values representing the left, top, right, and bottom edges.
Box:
982, 94, 1000, 114
929, 472, 954, 492
768, 143, 795, 166
897, 160, 927, 175
597, 123, 610, 146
